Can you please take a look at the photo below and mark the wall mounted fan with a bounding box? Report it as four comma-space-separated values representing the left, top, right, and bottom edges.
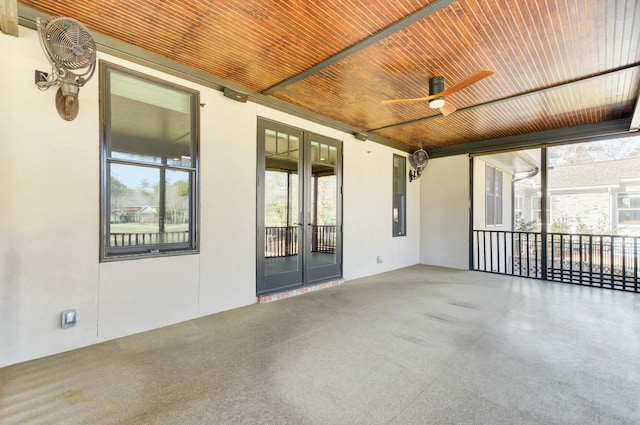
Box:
409, 149, 428, 182
35, 17, 97, 121
382, 69, 494, 116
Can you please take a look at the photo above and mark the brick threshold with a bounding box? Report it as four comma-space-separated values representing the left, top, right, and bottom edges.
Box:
258, 278, 345, 304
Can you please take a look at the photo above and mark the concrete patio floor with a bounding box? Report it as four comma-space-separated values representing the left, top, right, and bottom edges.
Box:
1, 265, 638, 424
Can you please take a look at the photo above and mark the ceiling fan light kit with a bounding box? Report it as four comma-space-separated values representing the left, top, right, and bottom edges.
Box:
428, 98, 445, 108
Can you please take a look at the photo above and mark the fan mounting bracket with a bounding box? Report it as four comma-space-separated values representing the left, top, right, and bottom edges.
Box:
35, 70, 49, 84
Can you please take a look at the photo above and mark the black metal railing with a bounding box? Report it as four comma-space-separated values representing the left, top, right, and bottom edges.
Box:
110, 231, 190, 246
265, 226, 299, 258
473, 230, 639, 292
265, 225, 336, 258
312, 225, 337, 253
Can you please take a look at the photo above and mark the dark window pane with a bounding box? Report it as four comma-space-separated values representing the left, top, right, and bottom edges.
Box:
393, 155, 406, 236
109, 71, 193, 164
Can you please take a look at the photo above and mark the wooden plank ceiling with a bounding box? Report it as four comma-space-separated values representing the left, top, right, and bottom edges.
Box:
18, 0, 640, 153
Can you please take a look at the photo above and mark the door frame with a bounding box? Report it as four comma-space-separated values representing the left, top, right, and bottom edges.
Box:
256, 118, 343, 295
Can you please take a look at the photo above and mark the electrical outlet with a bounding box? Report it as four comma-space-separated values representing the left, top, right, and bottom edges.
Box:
61, 310, 77, 328
377, 256, 383, 264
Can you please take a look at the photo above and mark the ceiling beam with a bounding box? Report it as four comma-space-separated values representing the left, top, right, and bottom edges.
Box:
261, 0, 458, 95
427, 118, 634, 158
369, 62, 640, 132
0, 0, 18, 36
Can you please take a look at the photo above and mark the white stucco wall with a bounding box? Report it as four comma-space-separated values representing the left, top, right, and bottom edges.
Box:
0, 26, 420, 367
420, 155, 470, 269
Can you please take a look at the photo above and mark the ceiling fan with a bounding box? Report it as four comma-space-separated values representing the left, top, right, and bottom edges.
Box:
382, 69, 494, 116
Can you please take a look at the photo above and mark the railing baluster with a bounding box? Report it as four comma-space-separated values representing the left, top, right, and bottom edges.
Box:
503, 231, 507, 274
635, 237, 639, 292
599, 235, 604, 287
533, 233, 538, 277
624, 236, 629, 291
483, 231, 487, 272
610, 236, 615, 289
589, 235, 593, 285
470, 230, 637, 293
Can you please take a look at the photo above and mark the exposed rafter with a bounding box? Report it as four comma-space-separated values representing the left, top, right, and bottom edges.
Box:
260, 0, 458, 95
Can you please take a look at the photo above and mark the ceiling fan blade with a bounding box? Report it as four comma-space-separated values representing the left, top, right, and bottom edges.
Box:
381, 95, 438, 104
439, 69, 494, 97
439, 102, 456, 116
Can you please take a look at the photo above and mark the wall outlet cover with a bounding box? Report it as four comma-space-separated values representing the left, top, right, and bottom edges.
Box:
61, 309, 77, 328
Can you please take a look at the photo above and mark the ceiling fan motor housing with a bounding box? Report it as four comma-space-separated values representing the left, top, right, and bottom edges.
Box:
429, 76, 445, 96
428, 76, 446, 108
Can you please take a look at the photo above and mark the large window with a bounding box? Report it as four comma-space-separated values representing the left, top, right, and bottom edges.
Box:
393, 154, 407, 236
100, 62, 199, 260
485, 164, 503, 226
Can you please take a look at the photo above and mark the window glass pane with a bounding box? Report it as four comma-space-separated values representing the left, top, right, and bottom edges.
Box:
109, 163, 160, 246
320, 144, 329, 163
311, 141, 320, 162
485, 165, 494, 195
289, 136, 300, 159
393, 155, 406, 236
495, 170, 503, 224
109, 70, 193, 164
277, 132, 288, 155
329, 146, 337, 166
265, 130, 277, 154
165, 170, 191, 243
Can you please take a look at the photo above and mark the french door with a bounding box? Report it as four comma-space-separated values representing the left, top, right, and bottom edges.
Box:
257, 118, 342, 295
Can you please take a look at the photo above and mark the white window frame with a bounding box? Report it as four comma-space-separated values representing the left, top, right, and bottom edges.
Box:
485, 164, 503, 226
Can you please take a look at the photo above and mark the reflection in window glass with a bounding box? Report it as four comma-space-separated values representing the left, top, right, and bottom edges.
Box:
393, 155, 406, 236
101, 64, 198, 260
110, 164, 160, 238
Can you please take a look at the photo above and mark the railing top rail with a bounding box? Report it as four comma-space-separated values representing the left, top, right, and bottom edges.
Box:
473, 229, 640, 239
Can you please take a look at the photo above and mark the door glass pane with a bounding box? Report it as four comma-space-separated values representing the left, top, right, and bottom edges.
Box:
310, 141, 337, 269
264, 131, 300, 276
